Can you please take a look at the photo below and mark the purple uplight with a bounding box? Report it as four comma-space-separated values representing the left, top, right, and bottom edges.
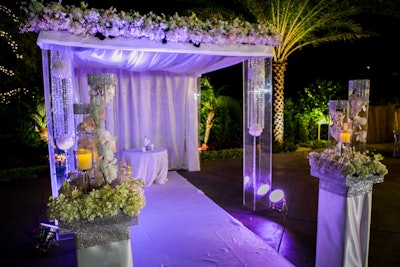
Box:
257, 184, 270, 196
269, 189, 285, 203
269, 189, 287, 212
243, 176, 250, 185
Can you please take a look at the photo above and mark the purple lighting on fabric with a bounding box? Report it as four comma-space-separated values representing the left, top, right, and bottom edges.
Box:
111, 50, 124, 62
269, 189, 285, 203
73, 47, 245, 75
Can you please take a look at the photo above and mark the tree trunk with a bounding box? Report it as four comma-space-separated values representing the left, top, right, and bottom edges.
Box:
272, 61, 287, 144
203, 110, 215, 147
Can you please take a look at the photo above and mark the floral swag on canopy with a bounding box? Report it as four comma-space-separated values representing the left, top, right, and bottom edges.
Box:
20, 0, 280, 47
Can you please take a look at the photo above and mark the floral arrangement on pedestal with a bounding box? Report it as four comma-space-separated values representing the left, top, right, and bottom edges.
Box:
48, 161, 145, 222
308, 149, 388, 180
48, 73, 145, 223
20, 0, 280, 47
309, 79, 387, 184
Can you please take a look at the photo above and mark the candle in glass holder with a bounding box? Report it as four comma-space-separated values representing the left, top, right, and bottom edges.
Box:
76, 148, 93, 170
340, 122, 352, 143
340, 131, 351, 144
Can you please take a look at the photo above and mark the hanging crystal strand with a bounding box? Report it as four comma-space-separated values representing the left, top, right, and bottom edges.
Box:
348, 79, 370, 152
48, 47, 75, 186
247, 59, 265, 137
50, 47, 75, 151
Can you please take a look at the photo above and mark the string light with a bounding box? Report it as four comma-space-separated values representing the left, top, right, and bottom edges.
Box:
0, 30, 23, 59
0, 5, 20, 23
0, 88, 30, 104
0, 4, 31, 105
0, 65, 15, 76
0, 4, 23, 61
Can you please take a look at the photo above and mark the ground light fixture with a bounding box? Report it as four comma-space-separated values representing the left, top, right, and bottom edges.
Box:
35, 223, 58, 253
269, 189, 287, 212
257, 184, 270, 196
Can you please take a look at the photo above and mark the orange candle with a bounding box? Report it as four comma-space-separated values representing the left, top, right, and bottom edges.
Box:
340, 132, 351, 144
77, 148, 93, 170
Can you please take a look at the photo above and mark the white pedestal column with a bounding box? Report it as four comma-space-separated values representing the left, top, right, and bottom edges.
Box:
59, 213, 137, 267
311, 168, 383, 267
76, 239, 133, 267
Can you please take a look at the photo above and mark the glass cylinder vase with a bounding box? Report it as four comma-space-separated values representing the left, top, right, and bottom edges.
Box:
348, 79, 370, 152
87, 73, 118, 184
74, 148, 94, 194
73, 104, 90, 140
328, 100, 350, 149
328, 100, 352, 158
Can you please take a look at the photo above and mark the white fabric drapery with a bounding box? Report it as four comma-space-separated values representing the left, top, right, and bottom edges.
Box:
73, 48, 246, 75
316, 190, 372, 267
74, 67, 199, 170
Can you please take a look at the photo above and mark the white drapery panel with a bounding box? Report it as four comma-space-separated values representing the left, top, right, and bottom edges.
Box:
316, 190, 371, 267
74, 67, 200, 171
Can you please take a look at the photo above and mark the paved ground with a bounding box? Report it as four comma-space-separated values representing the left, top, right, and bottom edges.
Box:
181, 143, 400, 267
0, 143, 399, 266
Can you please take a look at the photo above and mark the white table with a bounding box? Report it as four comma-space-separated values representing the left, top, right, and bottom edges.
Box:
121, 147, 168, 186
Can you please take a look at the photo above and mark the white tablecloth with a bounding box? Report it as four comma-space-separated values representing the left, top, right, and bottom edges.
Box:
121, 148, 168, 187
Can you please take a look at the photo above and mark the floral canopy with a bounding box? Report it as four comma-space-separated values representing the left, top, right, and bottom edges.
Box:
21, 0, 279, 195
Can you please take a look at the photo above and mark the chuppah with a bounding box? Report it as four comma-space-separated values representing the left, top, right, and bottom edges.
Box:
20, 0, 285, 266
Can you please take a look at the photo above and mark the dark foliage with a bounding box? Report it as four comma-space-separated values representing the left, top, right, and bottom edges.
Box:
0, 1, 47, 170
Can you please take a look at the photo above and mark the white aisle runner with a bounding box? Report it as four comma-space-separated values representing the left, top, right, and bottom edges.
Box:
130, 171, 294, 267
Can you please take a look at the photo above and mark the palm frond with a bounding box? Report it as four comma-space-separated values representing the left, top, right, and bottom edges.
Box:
241, 0, 375, 62
31, 102, 46, 128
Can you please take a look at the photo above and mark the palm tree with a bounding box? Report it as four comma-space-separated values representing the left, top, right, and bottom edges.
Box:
239, 0, 374, 144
